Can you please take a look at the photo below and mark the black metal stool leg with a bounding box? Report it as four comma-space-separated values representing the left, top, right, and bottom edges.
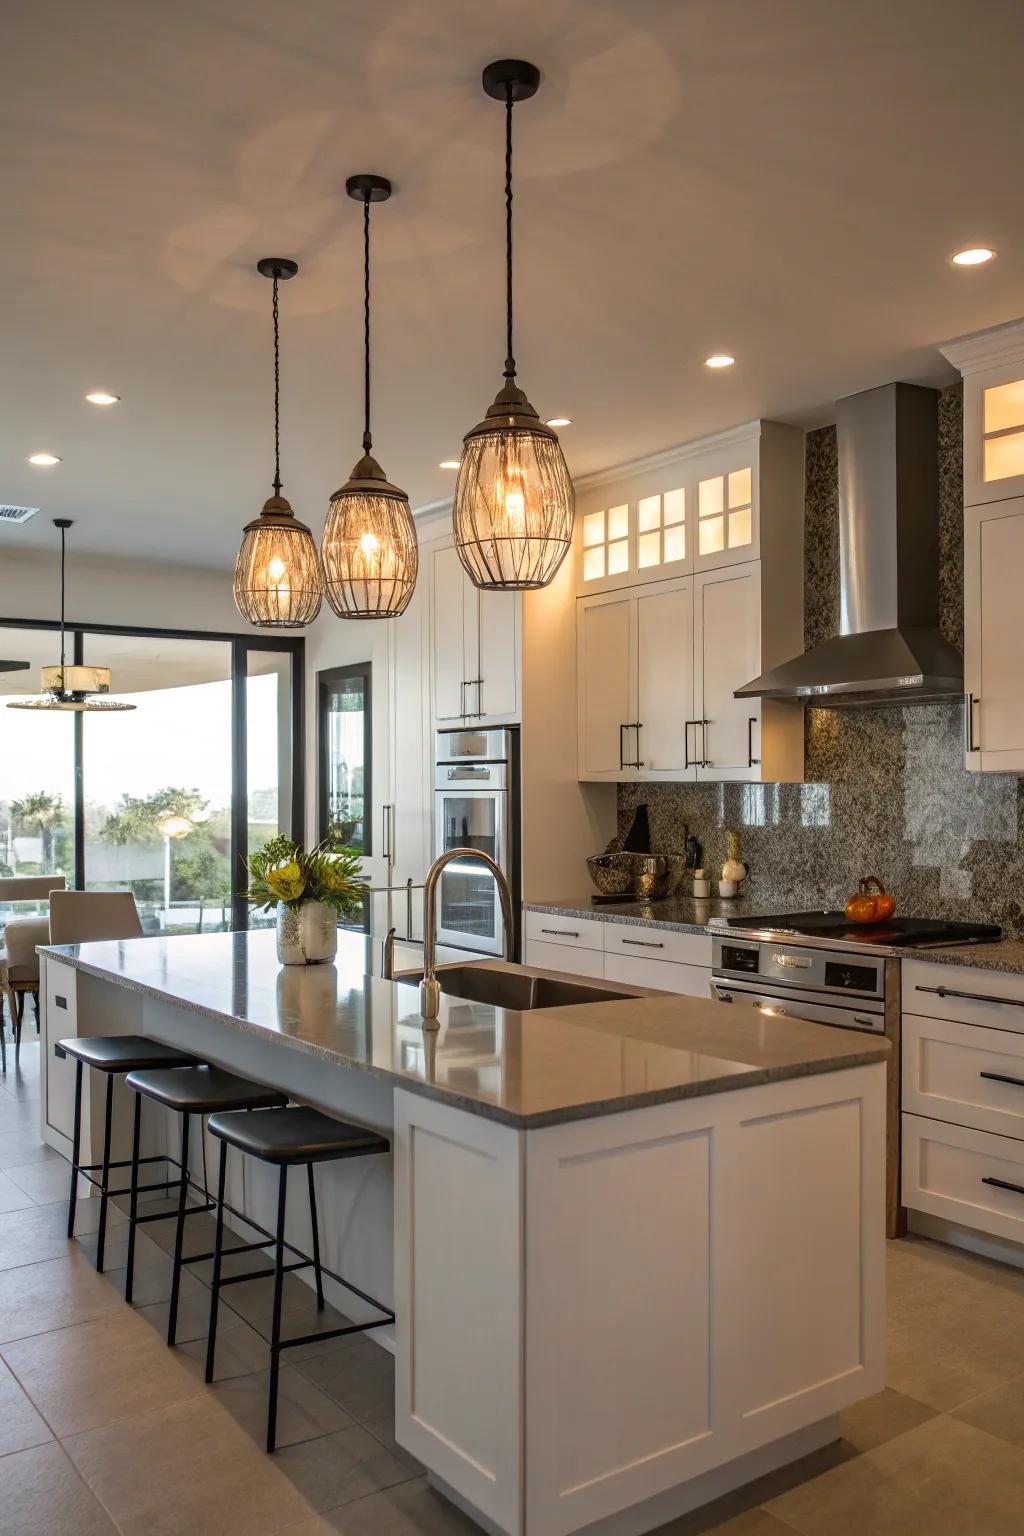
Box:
67, 1059, 83, 1237
167, 1110, 191, 1346
267, 1164, 288, 1453
95, 1072, 115, 1271
124, 1090, 143, 1304
307, 1163, 325, 1312
204, 1139, 228, 1384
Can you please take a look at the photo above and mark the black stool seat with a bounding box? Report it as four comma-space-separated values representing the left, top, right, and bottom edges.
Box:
125, 1064, 288, 1115
207, 1105, 389, 1165
60, 1034, 200, 1073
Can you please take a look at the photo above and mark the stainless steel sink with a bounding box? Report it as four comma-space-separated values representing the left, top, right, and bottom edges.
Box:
395, 965, 632, 1011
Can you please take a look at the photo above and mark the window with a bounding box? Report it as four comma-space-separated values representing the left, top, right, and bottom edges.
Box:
637, 488, 686, 570
582, 503, 629, 581
318, 663, 371, 852
698, 466, 752, 556
983, 378, 1024, 482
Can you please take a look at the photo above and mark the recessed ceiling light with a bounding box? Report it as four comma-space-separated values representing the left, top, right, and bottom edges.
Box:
545, 417, 572, 428
85, 390, 121, 405
439, 460, 460, 470
28, 453, 61, 466
950, 246, 996, 267
705, 354, 735, 369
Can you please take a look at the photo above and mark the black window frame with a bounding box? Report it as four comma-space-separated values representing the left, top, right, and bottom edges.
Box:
0, 615, 304, 933
317, 661, 372, 854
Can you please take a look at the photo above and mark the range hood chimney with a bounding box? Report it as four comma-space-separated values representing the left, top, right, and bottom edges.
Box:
737, 381, 963, 706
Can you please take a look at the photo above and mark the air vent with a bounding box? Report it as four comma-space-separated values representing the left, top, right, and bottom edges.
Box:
0, 504, 40, 524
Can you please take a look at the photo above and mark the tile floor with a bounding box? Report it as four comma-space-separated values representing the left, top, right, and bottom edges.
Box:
3, 1038, 1024, 1533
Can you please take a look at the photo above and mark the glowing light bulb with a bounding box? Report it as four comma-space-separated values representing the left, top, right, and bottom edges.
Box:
359, 530, 379, 558
268, 557, 286, 580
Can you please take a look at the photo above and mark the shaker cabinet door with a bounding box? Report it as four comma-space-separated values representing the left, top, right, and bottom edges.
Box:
433, 545, 470, 721
476, 588, 520, 721
966, 497, 1024, 772
635, 577, 696, 779
576, 591, 635, 780
694, 563, 761, 781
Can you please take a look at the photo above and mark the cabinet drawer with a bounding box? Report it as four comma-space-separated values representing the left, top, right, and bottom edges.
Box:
904, 1011, 1024, 1139
524, 910, 605, 953
903, 1112, 1024, 1244
603, 951, 711, 998
902, 960, 1024, 1034
602, 924, 712, 968
524, 939, 605, 980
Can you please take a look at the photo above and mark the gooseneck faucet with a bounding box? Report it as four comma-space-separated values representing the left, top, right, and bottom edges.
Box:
420, 847, 515, 1023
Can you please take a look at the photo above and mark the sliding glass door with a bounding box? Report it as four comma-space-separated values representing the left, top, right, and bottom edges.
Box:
0, 621, 303, 933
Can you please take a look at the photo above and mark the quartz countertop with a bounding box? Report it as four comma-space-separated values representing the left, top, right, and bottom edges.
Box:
526, 894, 767, 935
898, 939, 1024, 974
40, 928, 887, 1129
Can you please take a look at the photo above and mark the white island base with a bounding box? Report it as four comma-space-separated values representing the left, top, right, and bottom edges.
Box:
38, 936, 885, 1536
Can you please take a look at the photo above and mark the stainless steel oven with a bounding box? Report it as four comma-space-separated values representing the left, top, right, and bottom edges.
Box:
434, 728, 520, 957
710, 934, 887, 1033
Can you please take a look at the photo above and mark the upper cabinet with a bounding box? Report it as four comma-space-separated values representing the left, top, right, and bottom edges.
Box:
942, 320, 1024, 770
574, 420, 805, 784
431, 544, 520, 725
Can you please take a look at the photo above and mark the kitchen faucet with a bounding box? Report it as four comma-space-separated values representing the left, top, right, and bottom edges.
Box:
419, 847, 515, 1022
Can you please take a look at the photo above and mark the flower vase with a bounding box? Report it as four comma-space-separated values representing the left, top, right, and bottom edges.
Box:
276, 901, 338, 965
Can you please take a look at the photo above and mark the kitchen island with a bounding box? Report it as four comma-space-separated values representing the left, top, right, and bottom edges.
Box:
38, 928, 887, 1536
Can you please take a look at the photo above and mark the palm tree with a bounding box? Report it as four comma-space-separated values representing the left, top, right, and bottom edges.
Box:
9, 791, 65, 872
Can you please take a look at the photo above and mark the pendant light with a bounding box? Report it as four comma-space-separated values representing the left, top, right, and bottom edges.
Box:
320, 175, 418, 620
452, 60, 574, 591
233, 258, 324, 628
7, 520, 136, 712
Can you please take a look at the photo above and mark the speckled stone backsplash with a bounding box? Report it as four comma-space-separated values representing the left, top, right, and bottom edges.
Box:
618, 384, 1024, 937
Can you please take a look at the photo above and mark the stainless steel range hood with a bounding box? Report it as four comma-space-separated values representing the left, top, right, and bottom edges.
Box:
737, 381, 964, 706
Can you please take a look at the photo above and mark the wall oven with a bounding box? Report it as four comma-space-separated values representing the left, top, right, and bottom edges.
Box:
434, 728, 520, 958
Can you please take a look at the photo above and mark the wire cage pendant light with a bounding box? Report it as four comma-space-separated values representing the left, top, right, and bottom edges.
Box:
320, 175, 418, 621
233, 258, 324, 628
453, 60, 574, 592
8, 520, 136, 712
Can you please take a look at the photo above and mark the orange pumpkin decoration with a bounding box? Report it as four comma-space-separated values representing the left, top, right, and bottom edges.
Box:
845, 875, 896, 925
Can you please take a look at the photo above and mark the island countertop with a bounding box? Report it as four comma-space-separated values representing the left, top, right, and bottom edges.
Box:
40, 928, 888, 1128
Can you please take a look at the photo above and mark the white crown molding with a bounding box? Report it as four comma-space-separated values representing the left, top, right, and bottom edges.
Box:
412, 497, 453, 535
940, 317, 1024, 374
571, 419, 765, 494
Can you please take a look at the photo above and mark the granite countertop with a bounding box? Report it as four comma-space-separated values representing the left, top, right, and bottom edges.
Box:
526, 894, 767, 935
39, 929, 887, 1129
897, 939, 1024, 975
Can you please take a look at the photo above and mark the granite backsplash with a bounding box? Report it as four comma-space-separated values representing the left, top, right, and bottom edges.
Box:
617, 384, 1024, 937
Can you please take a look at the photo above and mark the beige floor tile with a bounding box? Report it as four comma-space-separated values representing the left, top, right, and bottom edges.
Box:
0, 1165, 37, 1212
658, 1514, 797, 1536
0, 1249, 135, 1343
0, 1196, 125, 1272
0, 1440, 121, 1536
177, 1314, 273, 1379
293, 1335, 395, 1424
0, 1128, 59, 1168
838, 1387, 937, 1452
361, 1412, 426, 1477
64, 1393, 319, 1536
765, 1413, 1024, 1536
0, 1355, 54, 1456
279, 1475, 482, 1536
135, 1280, 244, 1348
210, 1362, 354, 1448
952, 1371, 1024, 1449
0, 1302, 207, 1437
272, 1422, 417, 1514
4, 1155, 90, 1205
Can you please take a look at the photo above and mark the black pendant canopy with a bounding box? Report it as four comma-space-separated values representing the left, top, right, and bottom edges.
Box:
452, 60, 574, 592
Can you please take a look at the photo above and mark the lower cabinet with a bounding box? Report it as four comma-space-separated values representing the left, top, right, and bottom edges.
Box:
902, 1113, 1024, 1246
525, 939, 605, 979
604, 951, 711, 997
523, 911, 713, 997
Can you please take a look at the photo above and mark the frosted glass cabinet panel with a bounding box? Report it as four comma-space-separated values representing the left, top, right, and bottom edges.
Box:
962, 361, 1024, 507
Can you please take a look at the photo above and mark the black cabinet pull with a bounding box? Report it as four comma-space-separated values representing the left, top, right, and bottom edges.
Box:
966, 693, 980, 754
55, 995, 67, 1010
982, 1175, 1024, 1199
916, 984, 1024, 1009
619, 723, 626, 771
622, 937, 665, 949
980, 1070, 1024, 1091
700, 718, 709, 768
541, 927, 579, 939
747, 716, 760, 768
684, 720, 698, 770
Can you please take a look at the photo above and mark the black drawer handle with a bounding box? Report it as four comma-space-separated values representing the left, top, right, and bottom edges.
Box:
54, 1043, 67, 1059
916, 984, 1024, 1009
621, 938, 665, 949
980, 1070, 1024, 1091
541, 928, 579, 939
982, 1175, 1024, 1199
55, 995, 67, 1010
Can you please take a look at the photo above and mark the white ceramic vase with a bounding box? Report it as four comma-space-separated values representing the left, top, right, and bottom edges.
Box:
275, 901, 338, 965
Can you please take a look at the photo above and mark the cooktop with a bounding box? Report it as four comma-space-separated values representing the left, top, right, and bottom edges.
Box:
710, 911, 1002, 948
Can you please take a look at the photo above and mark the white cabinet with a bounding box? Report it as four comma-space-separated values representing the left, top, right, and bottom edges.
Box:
577, 563, 800, 784
431, 544, 520, 725
388, 576, 431, 938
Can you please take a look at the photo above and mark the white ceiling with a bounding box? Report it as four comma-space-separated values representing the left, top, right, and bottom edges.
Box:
3, 0, 1023, 570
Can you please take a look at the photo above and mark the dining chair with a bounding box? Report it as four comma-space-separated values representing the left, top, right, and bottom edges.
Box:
48, 890, 144, 945
0, 875, 66, 1048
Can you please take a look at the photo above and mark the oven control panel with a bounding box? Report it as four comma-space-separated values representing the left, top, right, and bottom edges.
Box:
712, 937, 885, 1000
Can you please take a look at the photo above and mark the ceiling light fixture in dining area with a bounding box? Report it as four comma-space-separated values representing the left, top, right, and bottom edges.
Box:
451, 60, 574, 592
233, 258, 324, 628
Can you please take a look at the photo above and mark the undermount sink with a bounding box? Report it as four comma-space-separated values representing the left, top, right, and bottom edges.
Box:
395, 965, 632, 1012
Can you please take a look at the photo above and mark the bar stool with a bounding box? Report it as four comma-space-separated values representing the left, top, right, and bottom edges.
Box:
60, 1035, 201, 1273
205, 1104, 393, 1452
122, 1065, 288, 1343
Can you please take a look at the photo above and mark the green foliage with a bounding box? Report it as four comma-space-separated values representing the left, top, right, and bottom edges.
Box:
172, 833, 231, 903
99, 788, 208, 846
9, 791, 69, 873
244, 833, 366, 917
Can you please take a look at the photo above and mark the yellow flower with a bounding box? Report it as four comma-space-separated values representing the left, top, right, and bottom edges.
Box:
265, 861, 306, 903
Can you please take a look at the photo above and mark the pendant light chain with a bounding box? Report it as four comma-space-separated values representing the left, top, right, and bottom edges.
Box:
504, 85, 516, 383
362, 193, 372, 455
272, 271, 282, 495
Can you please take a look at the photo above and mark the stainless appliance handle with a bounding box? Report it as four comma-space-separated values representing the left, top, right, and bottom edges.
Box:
915, 984, 1024, 1009
382, 803, 394, 865
710, 978, 883, 1032
622, 937, 664, 950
